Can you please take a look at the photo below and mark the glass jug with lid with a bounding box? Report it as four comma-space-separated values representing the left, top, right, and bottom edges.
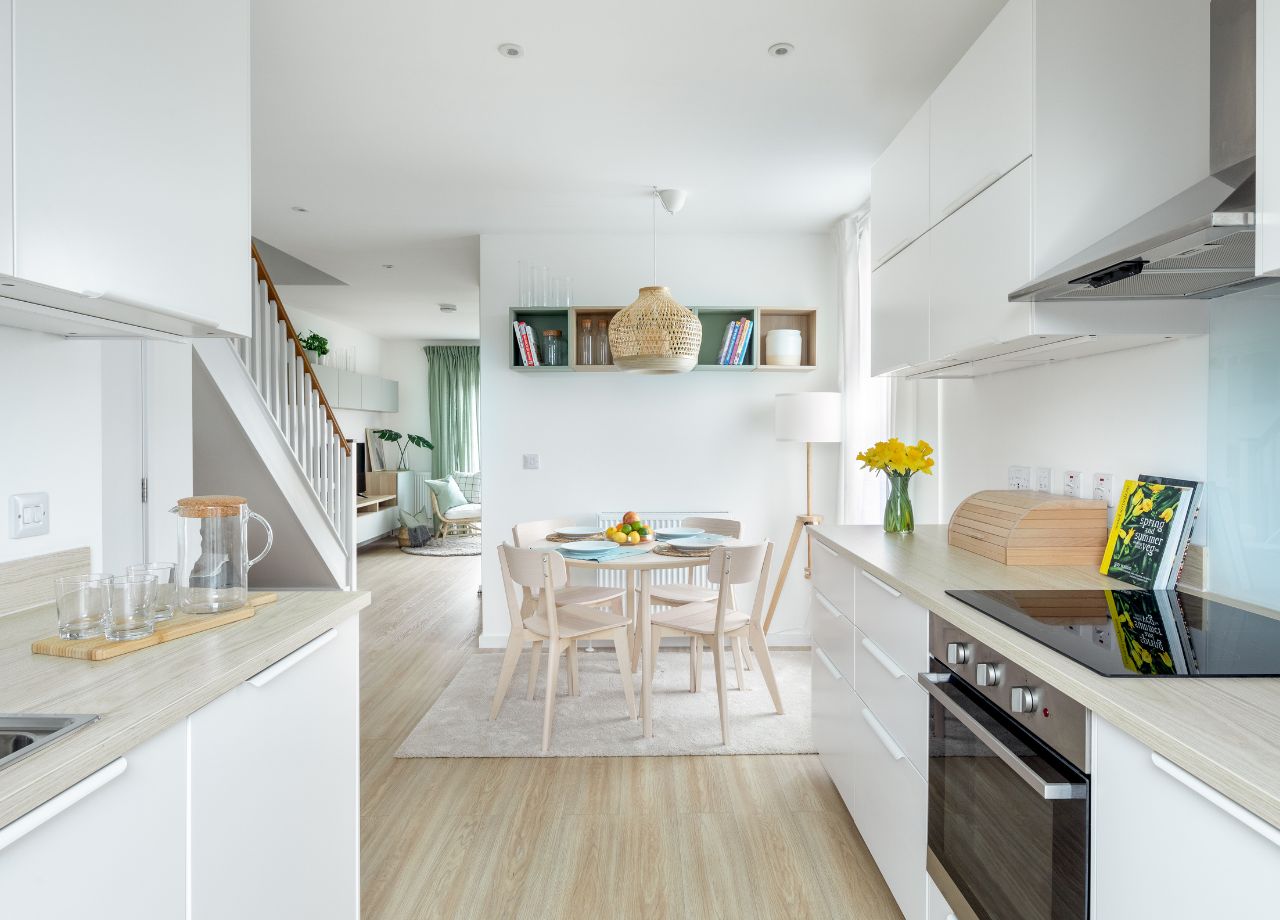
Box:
170, 495, 273, 614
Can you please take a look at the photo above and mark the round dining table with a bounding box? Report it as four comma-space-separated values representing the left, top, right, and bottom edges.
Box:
530, 540, 713, 738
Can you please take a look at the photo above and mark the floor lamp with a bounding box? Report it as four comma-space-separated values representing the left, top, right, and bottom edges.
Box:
764, 392, 842, 633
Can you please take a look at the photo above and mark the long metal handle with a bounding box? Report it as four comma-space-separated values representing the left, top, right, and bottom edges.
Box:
814, 647, 842, 681
940, 170, 1003, 220
248, 629, 335, 688
813, 590, 846, 622
0, 758, 127, 852
860, 570, 901, 598
861, 708, 906, 761
1151, 752, 1280, 848
861, 635, 906, 679
919, 672, 1086, 801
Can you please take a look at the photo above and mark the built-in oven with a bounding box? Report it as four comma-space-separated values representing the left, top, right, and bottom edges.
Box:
921, 615, 1090, 920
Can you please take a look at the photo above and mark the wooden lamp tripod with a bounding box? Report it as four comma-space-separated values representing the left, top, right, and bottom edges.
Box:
764, 392, 842, 633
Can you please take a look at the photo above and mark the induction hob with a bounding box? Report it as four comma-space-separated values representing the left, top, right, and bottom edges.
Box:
945, 589, 1280, 677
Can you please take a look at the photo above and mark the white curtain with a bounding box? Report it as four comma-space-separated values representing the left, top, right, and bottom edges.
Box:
836, 212, 894, 524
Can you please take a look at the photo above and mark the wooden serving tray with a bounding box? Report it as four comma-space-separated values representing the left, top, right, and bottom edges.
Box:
948, 490, 1109, 566
32, 592, 278, 661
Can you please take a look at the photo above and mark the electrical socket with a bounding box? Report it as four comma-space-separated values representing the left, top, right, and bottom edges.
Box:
1092, 473, 1114, 503
1008, 465, 1031, 490
1035, 467, 1053, 493
522, 453, 539, 470
1063, 470, 1082, 498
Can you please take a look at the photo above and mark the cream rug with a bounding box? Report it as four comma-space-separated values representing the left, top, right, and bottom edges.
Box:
394, 648, 814, 757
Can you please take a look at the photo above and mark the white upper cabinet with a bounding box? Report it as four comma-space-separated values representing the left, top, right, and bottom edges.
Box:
870, 103, 930, 268
1259, 0, 1280, 277
929, 158, 1033, 361
929, 0, 1032, 225
870, 235, 930, 375
1, 0, 250, 337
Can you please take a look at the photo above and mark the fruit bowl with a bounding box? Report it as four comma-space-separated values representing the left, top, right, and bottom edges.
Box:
605, 511, 656, 546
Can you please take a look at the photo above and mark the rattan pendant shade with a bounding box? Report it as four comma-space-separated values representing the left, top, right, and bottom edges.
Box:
608, 285, 702, 374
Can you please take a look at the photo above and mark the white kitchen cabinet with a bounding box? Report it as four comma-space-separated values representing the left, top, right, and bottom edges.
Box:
928, 158, 1034, 361
1259, 0, 1280, 277
811, 536, 857, 618
811, 588, 858, 685
871, 103, 931, 268
361, 375, 400, 412
313, 363, 340, 401
929, 0, 1032, 225
0, 721, 187, 920
338, 369, 362, 409
855, 625, 928, 779
1091, 716, 1280, 920
870, 235, 930, 375
855, 568, 929, 679
190, 617, 360, 920
811, 647, 857, 812
6, 0, 251, 336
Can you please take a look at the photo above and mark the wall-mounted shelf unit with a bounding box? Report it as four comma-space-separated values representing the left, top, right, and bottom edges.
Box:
509, 306, 817, 373
311, 365, 400, 412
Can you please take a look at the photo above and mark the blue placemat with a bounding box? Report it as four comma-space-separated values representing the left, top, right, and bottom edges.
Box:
555, 545, 653, 563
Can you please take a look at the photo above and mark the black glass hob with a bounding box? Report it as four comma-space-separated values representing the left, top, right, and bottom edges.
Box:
945, 588, 1280, 677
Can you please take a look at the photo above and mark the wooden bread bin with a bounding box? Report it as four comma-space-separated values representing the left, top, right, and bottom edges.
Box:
948, 490, 1109, 565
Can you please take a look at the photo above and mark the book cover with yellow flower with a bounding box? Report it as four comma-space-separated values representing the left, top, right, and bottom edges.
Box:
1099, 480, 1193, 589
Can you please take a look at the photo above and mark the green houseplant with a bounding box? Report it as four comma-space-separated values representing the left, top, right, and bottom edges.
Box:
372, 429, 433, 471
300, 330, 329, 366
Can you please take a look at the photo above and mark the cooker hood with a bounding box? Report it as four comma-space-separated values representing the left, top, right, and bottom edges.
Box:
1011, 0, 1276, 303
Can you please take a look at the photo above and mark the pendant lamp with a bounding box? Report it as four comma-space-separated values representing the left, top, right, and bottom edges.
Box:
608, 188, 701, 374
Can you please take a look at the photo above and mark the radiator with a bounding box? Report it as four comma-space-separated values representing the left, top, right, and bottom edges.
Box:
594, 511, 726, 591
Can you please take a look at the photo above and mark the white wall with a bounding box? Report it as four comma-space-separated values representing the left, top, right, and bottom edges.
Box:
379, 339, 433, 471
479, 232, 837, 647
0, 328, 103, 564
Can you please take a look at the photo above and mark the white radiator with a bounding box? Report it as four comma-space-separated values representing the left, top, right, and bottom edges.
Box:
594, 511, 726, 591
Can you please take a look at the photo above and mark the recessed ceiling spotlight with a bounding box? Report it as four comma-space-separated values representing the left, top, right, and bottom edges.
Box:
290, 205, 309, 213
768, 42, 795, 58
381, 263, 394, 269
439, 303, 458, 313
497, 43, 523, 58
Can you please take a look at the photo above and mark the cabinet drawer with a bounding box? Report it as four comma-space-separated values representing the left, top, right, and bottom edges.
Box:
856, 569, 929, 679
811, 647, 857, 812
811, 589, 857, 684
810, 536, 856, 619
851, 700, 927, 920
855, 625, 928, 778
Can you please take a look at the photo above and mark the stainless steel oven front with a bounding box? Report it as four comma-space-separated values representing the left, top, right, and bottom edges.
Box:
922, 615, 1090, 920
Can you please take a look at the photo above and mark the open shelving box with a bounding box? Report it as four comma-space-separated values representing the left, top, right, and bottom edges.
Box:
509, 306, 817, 373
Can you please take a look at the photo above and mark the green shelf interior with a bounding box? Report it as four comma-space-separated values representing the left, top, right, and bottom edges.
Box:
511, 309, 569, 367
696, 309, 756, 367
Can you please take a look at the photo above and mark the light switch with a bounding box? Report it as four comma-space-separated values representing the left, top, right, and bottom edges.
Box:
522, 454, 539, 470
10, 492, 50, 538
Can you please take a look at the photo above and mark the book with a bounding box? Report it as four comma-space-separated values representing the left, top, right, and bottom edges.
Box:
1099, 480, 1194, 589
721, 320, 742, 366
1137, 473, 1204, 587
731, 318, 753, 365
513, 321, 531, 366
715, 321, 736, 364
513, 321, 539, 366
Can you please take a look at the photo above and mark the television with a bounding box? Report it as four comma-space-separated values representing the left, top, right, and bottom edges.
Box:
355, 441, 367, 496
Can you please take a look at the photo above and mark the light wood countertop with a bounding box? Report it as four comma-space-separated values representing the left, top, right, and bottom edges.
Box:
0, 589, 370, 830
811, 524, 1280, 832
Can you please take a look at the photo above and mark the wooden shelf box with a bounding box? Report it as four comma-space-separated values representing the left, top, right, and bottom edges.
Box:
757, 308, 818, 370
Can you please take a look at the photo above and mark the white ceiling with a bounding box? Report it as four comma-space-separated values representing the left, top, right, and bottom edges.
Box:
250, 0, 1003, 340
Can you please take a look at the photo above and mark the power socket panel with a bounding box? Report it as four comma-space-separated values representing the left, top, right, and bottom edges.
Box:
1035, 467, 1053, 493
1092, 473, 1114, 503
1063, 470, 1082, 498
1008, 465, 1031, 490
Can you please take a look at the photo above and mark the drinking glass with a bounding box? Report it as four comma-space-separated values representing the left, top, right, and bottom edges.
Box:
104, 574, 158, 641
127, 562, 176, 621
55, 574, 110, 639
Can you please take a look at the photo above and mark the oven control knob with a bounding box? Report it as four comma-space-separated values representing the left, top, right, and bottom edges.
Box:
1010, 686, 1040, 713
946, 642, 971, 665
976, 662, 1002, 686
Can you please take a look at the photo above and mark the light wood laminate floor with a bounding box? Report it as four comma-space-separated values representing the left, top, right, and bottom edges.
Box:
358, 539, 902, 920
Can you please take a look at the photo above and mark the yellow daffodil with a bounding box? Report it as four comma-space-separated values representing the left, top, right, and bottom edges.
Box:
1149, 484, 1165, 493
1122, 527, 1135, 546
1159, 508, 1174, 522
855, 438, 935, 477
1139, 498, 1154, 514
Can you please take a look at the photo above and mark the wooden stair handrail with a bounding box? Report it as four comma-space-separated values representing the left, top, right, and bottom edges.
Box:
250, 243, 350, 454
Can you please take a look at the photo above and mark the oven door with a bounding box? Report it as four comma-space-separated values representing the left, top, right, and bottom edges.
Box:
920, 665, 1089, 920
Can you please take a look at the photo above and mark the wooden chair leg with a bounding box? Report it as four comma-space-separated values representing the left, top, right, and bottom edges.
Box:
711, 637, 730, 745
542, 640, 563, 752
731, 636, 746, 691
567, 640, 580, 696
688, 636, 698, 692
694, 637, 704, 692
612, 628, 637, 720
646, 624, 660, 731
751, 625, 784, 714
489, 636, 524, 720
526, 640, 543, 700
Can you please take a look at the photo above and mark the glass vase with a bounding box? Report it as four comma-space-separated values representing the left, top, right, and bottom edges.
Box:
883, 474, 915, 534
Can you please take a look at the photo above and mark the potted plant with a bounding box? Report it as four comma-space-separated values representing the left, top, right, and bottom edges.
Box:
300, 330, 329, 366
855, 438, 935, 534
372, 429, 433, 471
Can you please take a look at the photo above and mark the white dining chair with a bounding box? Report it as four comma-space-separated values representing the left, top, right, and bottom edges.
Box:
493, 544, 637, 751
647, 542, 782, 745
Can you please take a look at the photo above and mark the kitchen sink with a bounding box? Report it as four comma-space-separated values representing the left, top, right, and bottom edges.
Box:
0, 714, 97, 772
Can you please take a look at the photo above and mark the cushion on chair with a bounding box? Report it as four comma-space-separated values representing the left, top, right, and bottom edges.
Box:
424, 476, 468, 514
399, 507, 432, 530
442, 502, 482, 521
452, 470, 482, 503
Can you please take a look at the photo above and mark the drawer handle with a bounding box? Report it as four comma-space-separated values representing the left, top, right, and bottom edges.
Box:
861, 708, 905, 761
861, 635, 906, 679
0, 758, 127, 853
814, 590, 846, 621
939, 170, 1003, 220
1151, 753, 1280, 849
814, 647, 843, 681
248, 629, 336, 688
860, 570, 901, 598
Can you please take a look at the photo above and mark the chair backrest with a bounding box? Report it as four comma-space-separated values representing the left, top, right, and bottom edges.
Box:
683, 516, 741, 538
497, 543, 569, 635
707, 542, 773, 634
511, 518, 574, 547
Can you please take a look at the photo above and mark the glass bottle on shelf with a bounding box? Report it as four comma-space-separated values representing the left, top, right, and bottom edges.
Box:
596, 318, 611, 365
564, 276, 573, 308
542, 329, 565, 366
579, 316, 593, 366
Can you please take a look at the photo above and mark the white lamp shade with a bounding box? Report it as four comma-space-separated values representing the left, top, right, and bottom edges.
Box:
775, 392, 842, 442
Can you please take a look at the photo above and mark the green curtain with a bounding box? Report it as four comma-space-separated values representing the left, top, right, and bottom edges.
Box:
424, 345, 479, 479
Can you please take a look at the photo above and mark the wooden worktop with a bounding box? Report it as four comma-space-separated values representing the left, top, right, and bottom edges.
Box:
0, 589, 370, 830
811, 524, 1280, 832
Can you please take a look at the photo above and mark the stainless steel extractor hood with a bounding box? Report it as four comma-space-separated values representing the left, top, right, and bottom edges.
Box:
1011, 0, 1276, 303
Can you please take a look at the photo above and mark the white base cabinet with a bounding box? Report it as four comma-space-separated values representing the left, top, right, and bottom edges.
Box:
0, 721, 187, 920
1091, 716, 1280, 920
191, 616, 360, 920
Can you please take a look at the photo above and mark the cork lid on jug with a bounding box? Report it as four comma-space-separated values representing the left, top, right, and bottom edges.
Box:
175, 495, 248, 518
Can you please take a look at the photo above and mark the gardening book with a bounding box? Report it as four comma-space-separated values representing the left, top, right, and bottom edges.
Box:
1137, 473, 1204, 588
1099, 480, 1194, 589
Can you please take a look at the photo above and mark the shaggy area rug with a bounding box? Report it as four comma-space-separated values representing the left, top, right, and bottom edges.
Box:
395, 648, 813, 757
400, 534, 481, 557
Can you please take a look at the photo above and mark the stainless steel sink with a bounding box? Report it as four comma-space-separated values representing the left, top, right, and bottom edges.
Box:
0, 714, 97, 772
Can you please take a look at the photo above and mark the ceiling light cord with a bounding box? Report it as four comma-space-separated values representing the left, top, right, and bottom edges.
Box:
651, 186, 658, 285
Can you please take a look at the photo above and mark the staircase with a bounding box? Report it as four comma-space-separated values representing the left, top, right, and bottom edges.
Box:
191, 246, 357, 589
